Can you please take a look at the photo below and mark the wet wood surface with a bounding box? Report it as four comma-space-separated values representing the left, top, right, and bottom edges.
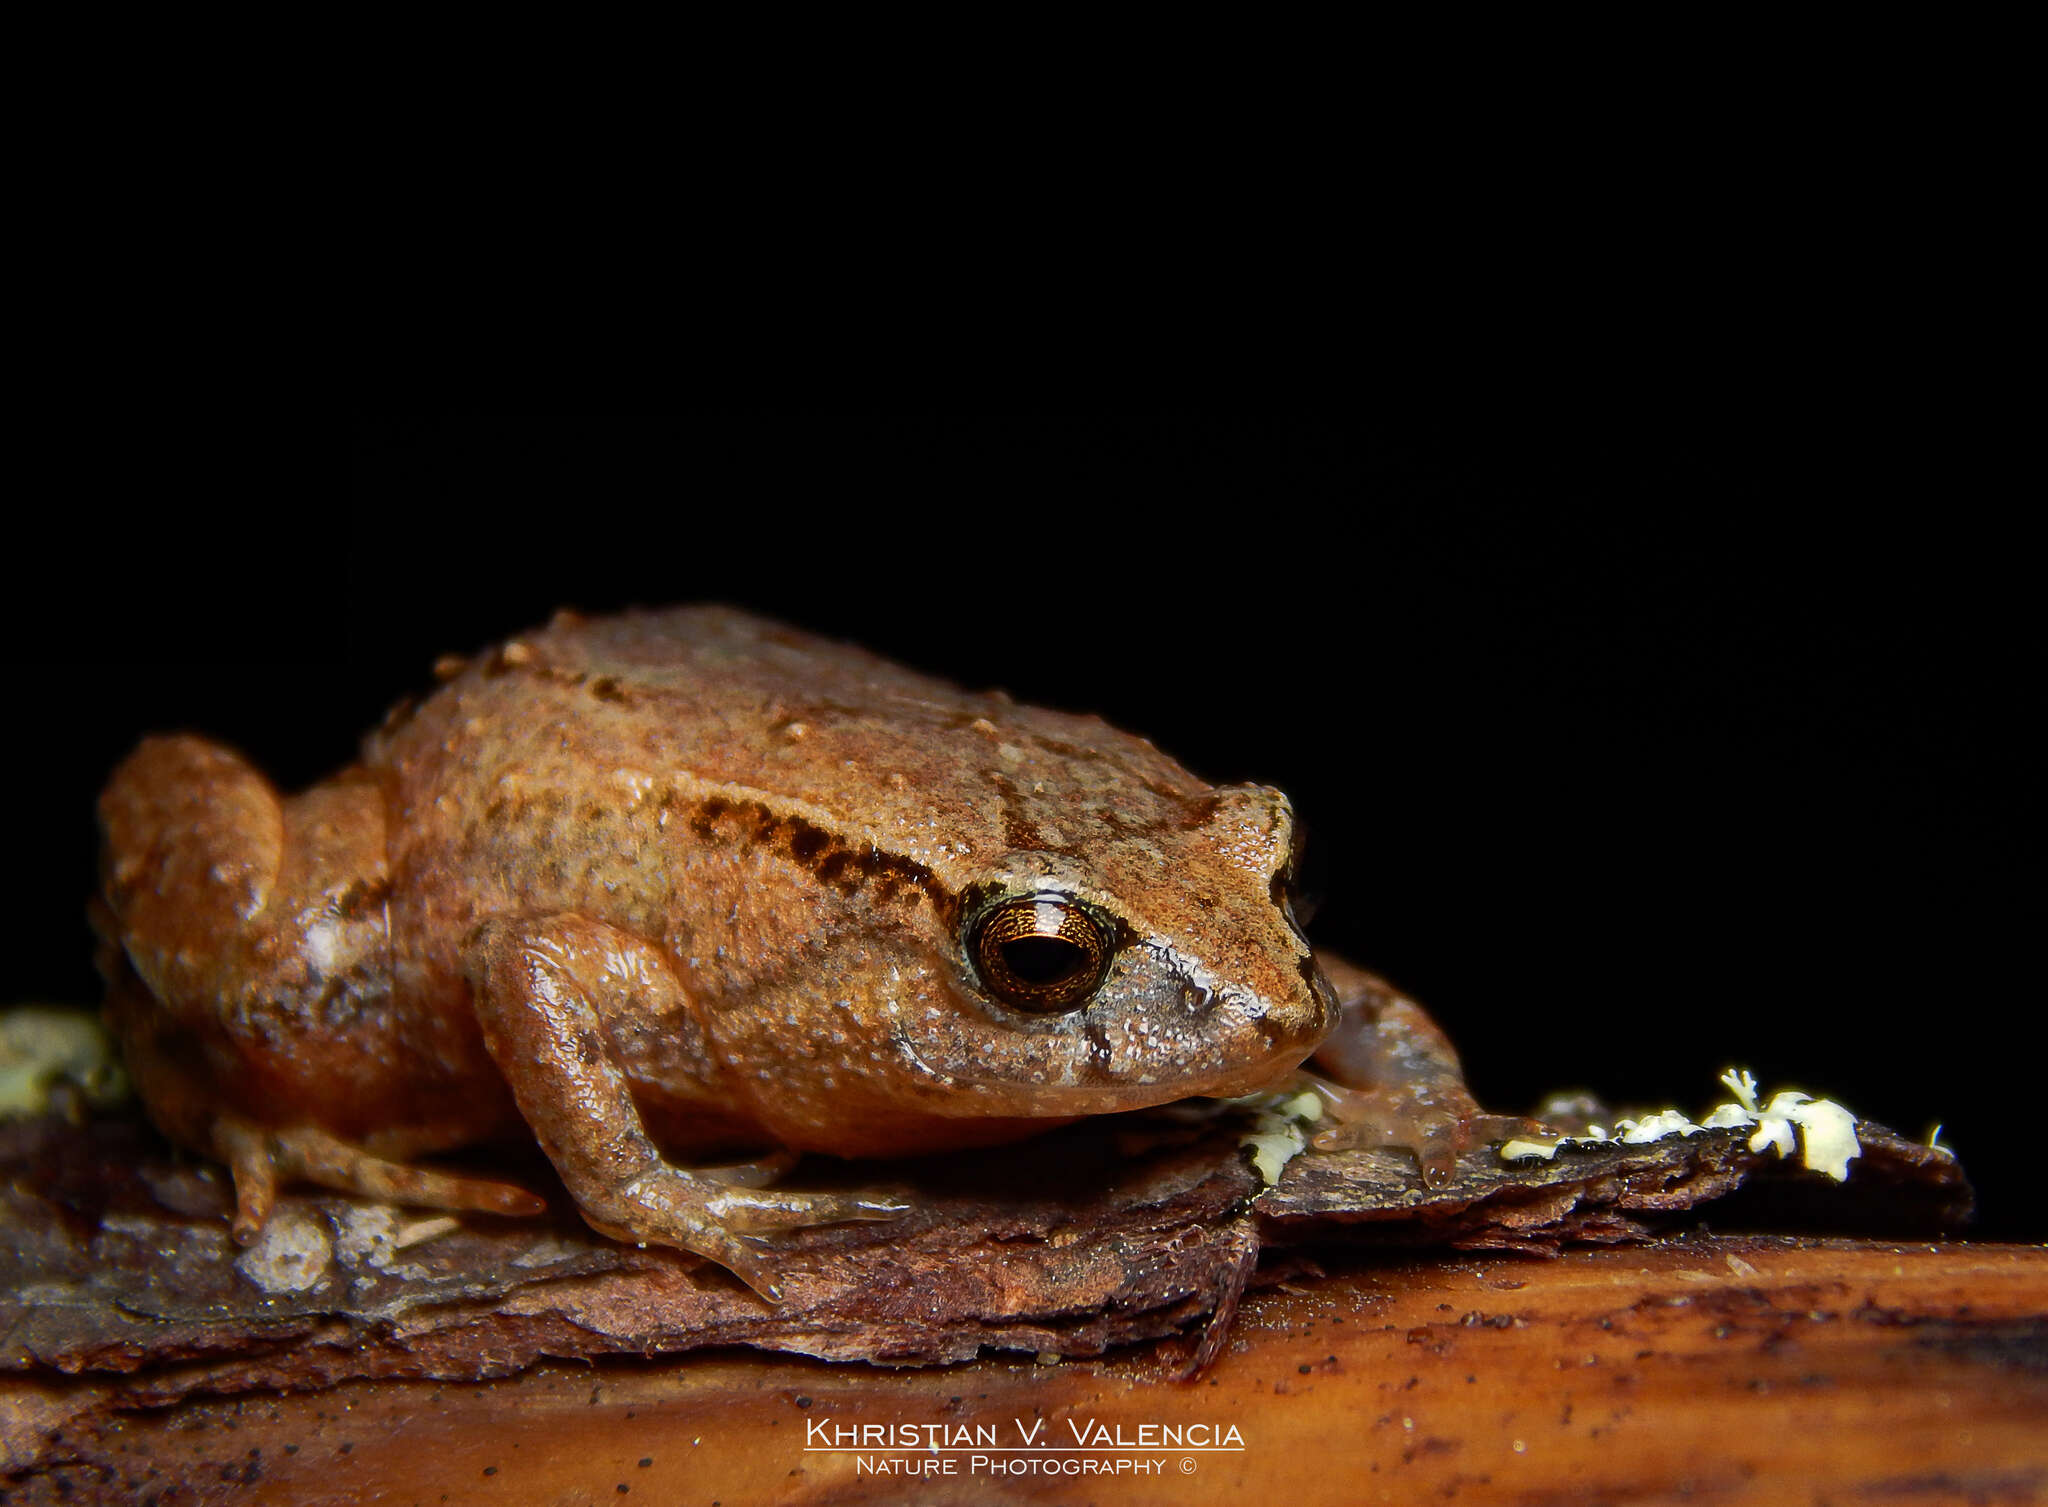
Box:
14, 1235, 2043, 1505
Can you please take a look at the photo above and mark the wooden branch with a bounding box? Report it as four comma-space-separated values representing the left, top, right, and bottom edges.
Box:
7, 1237, 2042, 1504
2, 1082, 2017, 1505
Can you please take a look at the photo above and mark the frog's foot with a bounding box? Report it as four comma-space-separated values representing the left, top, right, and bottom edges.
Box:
213, 1117, 546, 1245
1304, 952, 1558, 1190
1302, 1076, 1544, 1189
708, 1182, 912, 1234
581, 1169, 911, 1302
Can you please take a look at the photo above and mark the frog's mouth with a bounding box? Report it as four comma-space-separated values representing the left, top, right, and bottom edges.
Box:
905, 1030, 1318, 1117
961, 1064, 1310, 1116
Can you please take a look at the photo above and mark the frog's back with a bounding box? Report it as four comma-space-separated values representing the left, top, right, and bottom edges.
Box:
368, 606, 1220, 996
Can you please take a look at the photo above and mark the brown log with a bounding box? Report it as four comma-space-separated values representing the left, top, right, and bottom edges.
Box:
8, 1235, 2042, 1505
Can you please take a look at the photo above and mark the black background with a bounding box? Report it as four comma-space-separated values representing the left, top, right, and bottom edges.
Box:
16, 413, 2032, 1238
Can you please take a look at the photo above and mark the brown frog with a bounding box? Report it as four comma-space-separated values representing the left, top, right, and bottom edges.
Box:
96, 607, 1526, 1298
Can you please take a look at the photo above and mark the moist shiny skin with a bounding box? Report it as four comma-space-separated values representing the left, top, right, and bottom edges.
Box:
101, 607, 1449, 1294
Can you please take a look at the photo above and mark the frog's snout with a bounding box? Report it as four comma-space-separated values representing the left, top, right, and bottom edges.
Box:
1294, 953, 1341, 1048
1102, 954, 1333, 1103
1202, 960, 1337, 1095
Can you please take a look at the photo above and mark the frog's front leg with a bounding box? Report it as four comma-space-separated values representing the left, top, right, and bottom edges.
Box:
1305, 951, 1541, 1188
463, 914, 907, 1300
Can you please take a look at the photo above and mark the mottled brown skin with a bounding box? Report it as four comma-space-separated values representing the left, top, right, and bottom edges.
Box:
96, 607, 1516, 1298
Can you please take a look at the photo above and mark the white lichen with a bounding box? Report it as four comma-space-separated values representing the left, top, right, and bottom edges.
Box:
332, 1205, 400, 1270
0, 1007, 129, 1117
1617, 1109, 1705, 1145
1786, 1095, 1859, 1181
1497, 1066, 1867, 1184
1747, 1099, 1800, 1160
1720, 1067, 1763, 1115
394, 1215, 462, 1249
233, 1207, 333, 1294
1700, 1103, 1757, 1131
1233, 1087, 1323, 1185
1276, 1087, 1325, 1124
1243, 1128, 1305, 1185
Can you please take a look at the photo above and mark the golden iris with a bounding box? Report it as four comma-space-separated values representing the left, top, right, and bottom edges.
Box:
970, 895, 1111, 1013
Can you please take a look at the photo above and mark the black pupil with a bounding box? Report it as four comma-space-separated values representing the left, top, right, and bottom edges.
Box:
1000, 937, 1083, 987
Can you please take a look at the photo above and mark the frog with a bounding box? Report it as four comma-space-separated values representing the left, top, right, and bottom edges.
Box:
95, 606, 1531, 1299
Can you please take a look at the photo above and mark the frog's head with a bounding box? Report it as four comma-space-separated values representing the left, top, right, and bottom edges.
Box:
906, 783, 1338, 1118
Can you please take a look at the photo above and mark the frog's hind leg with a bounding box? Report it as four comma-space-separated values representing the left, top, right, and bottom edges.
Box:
213, 1115, 545, 1245
99, 735, 535, 1239
1305, 951, 1546, 1188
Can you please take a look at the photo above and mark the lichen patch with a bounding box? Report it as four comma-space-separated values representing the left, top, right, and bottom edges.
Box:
1500, 1066, 1868, 1184
233, 1207, 333, 1294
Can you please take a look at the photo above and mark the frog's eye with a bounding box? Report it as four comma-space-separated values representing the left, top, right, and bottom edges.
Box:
969, 895, 1113, 1013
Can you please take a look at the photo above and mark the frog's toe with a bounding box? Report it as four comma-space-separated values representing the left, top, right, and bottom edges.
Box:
1309, 1113, 1460, 1186
1304, 1077, 1496, 1188
710, 1184, 912, 1235
833, 1187, 913, 1220
1411, 1136, 1460, 1190
215, 1117, 280, 1244
686, 1192, 912, 1301
1472, 1112, 1552, 1143
726, 1255, 785, 1304
210, 1117, 546, 1239
269, 1125, 547, 1218
1306, 1084, 1564, 1188
688, 1231, 789, 1303
838, 1189, 914, 1222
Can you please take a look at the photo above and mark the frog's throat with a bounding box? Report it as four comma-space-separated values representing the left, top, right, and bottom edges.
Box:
938, 1050, 1315, 1116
